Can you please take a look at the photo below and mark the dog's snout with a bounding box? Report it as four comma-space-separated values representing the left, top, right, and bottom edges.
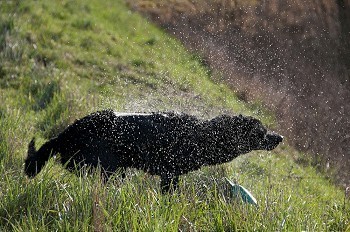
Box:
275, 134, 283, 143
263, 132, 283, 150
267, 132, 283, 143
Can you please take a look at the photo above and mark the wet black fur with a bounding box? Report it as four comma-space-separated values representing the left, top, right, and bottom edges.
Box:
25, 110, 283, 192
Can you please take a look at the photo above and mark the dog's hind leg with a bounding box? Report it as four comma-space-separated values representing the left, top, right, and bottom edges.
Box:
160, 175, 179, 193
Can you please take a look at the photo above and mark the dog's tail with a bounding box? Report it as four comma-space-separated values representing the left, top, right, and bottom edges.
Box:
25, 137, 57, 178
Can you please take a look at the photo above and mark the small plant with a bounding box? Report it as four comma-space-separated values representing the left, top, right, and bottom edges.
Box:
72, 19, 93, 30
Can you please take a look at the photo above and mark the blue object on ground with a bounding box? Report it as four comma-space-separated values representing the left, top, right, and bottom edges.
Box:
225, 177, 258, 206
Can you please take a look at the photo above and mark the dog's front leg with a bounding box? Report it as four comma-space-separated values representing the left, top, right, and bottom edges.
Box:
160, 175, 179, 194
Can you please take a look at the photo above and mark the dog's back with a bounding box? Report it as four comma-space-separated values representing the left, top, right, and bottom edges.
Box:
54, 110, 200, 175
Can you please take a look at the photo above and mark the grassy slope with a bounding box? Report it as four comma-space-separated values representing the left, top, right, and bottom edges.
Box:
0, 0, 349, 231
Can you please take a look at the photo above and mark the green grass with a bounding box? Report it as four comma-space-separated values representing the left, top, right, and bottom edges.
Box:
0, 0, 349, 231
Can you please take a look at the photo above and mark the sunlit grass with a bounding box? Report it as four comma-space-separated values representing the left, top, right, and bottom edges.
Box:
1, 147, 348, 231
5, 0, 266, 117
0, 0, 349, 231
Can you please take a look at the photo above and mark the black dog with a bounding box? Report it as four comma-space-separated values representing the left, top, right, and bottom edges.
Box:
25, 110, 283, 192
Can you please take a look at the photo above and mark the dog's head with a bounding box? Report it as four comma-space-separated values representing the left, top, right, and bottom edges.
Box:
244, 117, 283, 152
211, 115, 283, 153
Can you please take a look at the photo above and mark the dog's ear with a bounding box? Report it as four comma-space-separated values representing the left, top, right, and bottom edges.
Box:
28, 137, 36, 158
250, 117, 263, 129
237, 114, 246, 122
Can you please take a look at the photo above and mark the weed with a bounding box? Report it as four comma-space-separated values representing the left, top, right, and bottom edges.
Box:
72, 19, 93, 30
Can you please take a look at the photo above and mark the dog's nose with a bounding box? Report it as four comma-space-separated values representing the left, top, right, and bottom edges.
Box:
266, 132, 283, 144
275, 134, 283, 143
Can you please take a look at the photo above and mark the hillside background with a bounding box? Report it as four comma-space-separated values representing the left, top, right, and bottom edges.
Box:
0, 0, 349, 230
128, 0, 350, 186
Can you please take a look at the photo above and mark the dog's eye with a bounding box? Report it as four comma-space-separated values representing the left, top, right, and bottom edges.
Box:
253, 127, 266, 139
260, 128, 267, 136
